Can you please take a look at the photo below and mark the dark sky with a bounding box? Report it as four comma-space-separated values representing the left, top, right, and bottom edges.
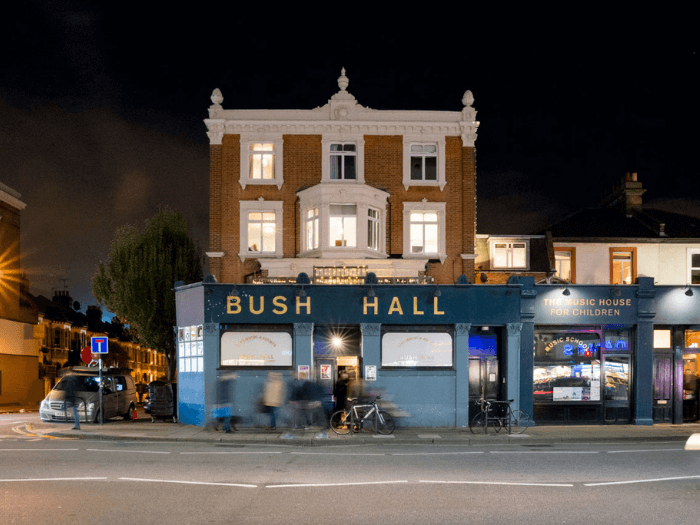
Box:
1, 2, 698, 314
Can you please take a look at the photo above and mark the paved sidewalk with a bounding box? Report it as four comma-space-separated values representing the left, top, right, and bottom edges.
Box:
17, 411, 700, 447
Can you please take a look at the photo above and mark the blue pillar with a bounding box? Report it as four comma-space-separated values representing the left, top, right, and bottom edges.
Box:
455, 323, 471, 427
505, 323, 522, 412
361, 323, 381, 377
294, 323, 314, 375
634, 277, 656, 425
519, 277, 537, 420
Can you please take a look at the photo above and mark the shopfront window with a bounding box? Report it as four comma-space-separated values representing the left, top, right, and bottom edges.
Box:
534, 331, 601, 402
382, 331, 453, 368
686, 330, 700, 348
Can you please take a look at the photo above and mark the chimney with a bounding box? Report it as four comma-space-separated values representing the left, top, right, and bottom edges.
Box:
601, 172, 646, 217
52, 289, 73, 308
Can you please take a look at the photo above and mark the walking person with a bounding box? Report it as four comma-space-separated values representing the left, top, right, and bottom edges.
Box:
63, 375, 81, 430
262, 372, 286, 430
214, 371, 237, 432
333, 372, 349, 413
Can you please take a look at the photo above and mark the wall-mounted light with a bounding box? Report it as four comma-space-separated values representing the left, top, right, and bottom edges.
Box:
685, 284, 694, 297
296, 284, 307, 297
229, 285, 239, 297
433, 285, 442, 298
562, 288, 571, 296
610, 286, 621, 298
366, 285, 376, 298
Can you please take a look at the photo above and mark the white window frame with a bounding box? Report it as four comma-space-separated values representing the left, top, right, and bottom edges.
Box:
328, 204, 357, 248
305, 207, 320, 252
403, 138, 446, 191
367, 207, 380, 251
489, 238, 530, 270
298, 183, 388, 258
689, 248, 700, 285
322, 137, 365, 184
403, 201, 446, 263
239, 135, 284, 189
239, 201, 283, 261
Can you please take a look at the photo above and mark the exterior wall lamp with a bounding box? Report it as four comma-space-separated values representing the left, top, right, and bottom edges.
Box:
562, 287, 571, 296
685, 284, 694, 297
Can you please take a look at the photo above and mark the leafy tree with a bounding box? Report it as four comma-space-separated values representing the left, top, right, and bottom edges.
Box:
93, 208, 202, 381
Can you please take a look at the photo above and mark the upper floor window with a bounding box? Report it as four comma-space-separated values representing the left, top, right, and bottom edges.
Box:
554, 247, 576, 282
247, 211, 277, 253
329, 204, 357, 247
321, 137, 365, 184
368, 208, 380, 251
239, 136, 284, 189
410, 144, 437, 181
330, 143, 356, 180
238, 201, 283, 261
689, 250, 700, 284
249, 143, 275, 180
305, 208, 319, 251
490, 240, 528, 269
403, 202, 447, 262
402, 138, 447, 190
610, 248, 636, 284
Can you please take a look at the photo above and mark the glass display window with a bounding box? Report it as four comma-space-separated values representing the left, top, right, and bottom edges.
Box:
604, 329, 631, 352
534, 330, 601, 402
686, 330, 700, 349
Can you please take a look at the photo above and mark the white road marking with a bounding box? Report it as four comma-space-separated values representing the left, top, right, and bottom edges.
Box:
392, 451, 485, 456
0, 448, 79, 451
266, 480, 408, 488
86, 448, 170, 454
291, 452, 385, 456
584, 475, 700, 486
489, 450, 599, 454
119, 477, 257, 488
180, 451, 282, 455
606, 448, 684, 453
421, 480, 574, 487
0, 477, 106, 483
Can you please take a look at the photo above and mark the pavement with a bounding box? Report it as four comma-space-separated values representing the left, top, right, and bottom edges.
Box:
7, 406, 700, 447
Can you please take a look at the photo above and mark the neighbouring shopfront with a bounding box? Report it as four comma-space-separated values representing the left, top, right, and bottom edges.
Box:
174, 276, 699, 428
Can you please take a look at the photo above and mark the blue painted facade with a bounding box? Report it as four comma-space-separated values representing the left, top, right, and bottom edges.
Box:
174, 276, 699, 428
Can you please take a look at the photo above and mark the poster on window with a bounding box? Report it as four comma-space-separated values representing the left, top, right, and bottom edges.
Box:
320, 364, 331, 380
381, 332, 453, 367
220, 332, 293, 367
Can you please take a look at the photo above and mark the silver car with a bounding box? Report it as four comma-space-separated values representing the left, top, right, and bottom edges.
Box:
40, 368, 137, 423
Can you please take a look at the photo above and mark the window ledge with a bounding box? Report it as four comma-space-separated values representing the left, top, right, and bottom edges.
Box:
239, 179, 283, 190
403, 180, 446, 191
238, 252, 284, 262
404, 252, 446, 264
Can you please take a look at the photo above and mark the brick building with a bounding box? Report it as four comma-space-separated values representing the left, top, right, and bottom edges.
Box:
204, 69, 479, 286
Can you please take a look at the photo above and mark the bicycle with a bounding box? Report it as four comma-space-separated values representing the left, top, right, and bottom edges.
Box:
329, 395, 395, 435
469, 398, 532, 435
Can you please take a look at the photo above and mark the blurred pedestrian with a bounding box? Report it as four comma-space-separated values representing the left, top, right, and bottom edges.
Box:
214, 371, 237, 432
262, 372, 286, 430
333, 372, 349, 412
63, 375, 80, 430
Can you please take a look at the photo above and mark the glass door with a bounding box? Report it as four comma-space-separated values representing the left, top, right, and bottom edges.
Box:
468, 357, 498, 418
603, 354, 630, 423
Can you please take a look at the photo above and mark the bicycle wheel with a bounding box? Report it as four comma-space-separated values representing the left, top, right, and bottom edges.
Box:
330, 410, 351, 435
469, 411, 488, 434
509, 410, 532, 434
375, 410, 395, 435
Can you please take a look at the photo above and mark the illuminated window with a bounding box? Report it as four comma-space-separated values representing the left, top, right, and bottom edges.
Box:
368, 208, 380, 251
610, 248, 636, 284
490, 240, 528, 269
654, 330, 672, 349
410, 211, 439, 254
329, 205, 357, 247
410, 144, 437, 181
239, 201, 283, 260
305, 208, 319, 251
330, 144, 356, 180
239, 136, 283, 188
686, 330, 700, 348
689, 250, 700, 284
249, 143, 275, 180
554, 247, 575, 282
403, 202, 446, 261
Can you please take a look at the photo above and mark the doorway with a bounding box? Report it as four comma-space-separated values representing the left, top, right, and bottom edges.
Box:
652, 351, 673, 423
313, 325, 362, 413
468, 357, 499, 418
604, 354, 631, 423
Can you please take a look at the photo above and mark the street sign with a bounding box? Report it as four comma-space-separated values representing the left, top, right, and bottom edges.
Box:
91, 336, 109, 354
81, 346, 93, 364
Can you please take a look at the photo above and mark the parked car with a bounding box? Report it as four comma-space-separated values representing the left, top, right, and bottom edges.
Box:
39, 367, 138, 423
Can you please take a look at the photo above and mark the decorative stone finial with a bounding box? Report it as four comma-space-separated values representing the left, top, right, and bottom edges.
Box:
211, 88, 223, 106
462, 90, 474, 108
338, 68, 349, 92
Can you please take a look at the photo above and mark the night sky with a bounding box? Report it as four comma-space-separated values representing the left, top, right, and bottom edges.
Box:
2, 2, 698, 314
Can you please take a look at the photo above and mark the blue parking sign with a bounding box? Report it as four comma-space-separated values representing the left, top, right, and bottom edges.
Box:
91, 336, 109, 354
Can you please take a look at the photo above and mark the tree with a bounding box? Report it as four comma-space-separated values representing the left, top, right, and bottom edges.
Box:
92, 208, 202, 381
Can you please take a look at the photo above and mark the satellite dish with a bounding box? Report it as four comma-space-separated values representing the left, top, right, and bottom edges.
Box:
73, 301, 81, 311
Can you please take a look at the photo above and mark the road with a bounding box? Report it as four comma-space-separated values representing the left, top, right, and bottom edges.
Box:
2, 413, 700, 524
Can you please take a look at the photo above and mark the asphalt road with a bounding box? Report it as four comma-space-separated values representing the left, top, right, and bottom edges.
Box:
2, 412, 699, 525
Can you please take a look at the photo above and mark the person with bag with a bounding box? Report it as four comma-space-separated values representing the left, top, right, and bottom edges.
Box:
262, 372, 285, 430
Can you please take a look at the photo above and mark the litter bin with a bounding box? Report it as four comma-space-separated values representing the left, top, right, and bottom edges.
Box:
147, 381, 176, 423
